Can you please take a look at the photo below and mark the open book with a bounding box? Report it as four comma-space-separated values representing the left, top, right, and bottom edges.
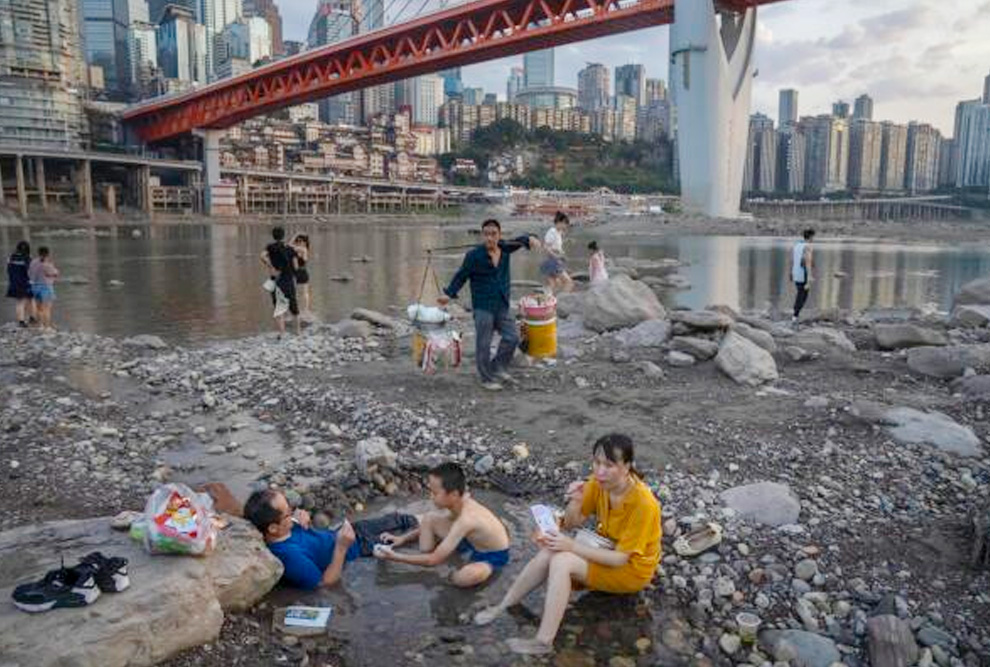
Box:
284, 606, 333, 629
530, 504, 560, 536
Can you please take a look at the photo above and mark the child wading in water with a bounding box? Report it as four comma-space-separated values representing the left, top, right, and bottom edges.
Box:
29, 246, 59, 331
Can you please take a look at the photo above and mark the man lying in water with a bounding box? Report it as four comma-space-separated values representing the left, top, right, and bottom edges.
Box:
373, 462, 511, 587
205, 482, 417, 590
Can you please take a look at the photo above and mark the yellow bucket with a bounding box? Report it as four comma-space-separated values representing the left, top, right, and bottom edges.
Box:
523, 317, 557, 359
412, 330, 426, 366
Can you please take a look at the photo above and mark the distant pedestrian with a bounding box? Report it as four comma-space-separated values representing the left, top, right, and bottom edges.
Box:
290, 234, 312, 316
29, 246, 59, 331
260, 226, 300, 336
588, 240, 608, 285
438, 219, 540, 391
791, 228, 815, 326
6, 241, 33, 328
540, 211, 573, 295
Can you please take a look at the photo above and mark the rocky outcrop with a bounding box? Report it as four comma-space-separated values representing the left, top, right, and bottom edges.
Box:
0, 516, 282, 667
715, 331, 779, 386
954, 277, 990, 306
581, 275, 666, 333
611, 319, 671, 348
720, 482, 801, 527
884, 407, 982, 457
669, 310, 734, 331
874, 324, 948, 350
867, 615, 919, 667
670, 336, 719, 361
789, 327, 857, 353
907, 345, 990, 378
732, 321, 777, 353
950, 305, 990, 328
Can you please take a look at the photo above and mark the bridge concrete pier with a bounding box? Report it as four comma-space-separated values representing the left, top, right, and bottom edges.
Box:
670, 0, 757, 218
14, 157, 27, 218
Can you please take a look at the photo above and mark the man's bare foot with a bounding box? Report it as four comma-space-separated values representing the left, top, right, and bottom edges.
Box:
506, 637, 553, 655
473, 605, 503, 626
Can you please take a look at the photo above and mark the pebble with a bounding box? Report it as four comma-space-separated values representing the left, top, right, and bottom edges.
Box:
719, 633, 741, 656
794, 559, 818, 581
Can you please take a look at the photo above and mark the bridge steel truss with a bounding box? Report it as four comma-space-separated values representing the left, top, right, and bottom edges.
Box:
123, 0, 677, 142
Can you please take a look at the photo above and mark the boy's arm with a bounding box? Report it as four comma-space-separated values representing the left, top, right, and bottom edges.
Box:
382, 518, 469, 567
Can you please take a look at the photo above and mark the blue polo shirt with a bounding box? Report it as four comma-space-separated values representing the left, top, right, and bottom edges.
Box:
443, 236, 531, 314
268, 524, 361, 590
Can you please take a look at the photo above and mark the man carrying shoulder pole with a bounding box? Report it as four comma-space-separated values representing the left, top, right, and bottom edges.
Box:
438, 219, 540, 391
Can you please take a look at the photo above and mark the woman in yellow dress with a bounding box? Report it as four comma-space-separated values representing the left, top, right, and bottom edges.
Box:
474, 433, 662, 655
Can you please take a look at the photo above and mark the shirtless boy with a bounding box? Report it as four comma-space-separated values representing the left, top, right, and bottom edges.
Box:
374, 462, 511, 587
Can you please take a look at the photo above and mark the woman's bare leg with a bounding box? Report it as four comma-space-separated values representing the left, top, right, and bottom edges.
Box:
475, 548, 553, 625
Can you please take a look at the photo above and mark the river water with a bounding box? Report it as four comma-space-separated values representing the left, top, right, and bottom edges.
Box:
2, 217, 988, 342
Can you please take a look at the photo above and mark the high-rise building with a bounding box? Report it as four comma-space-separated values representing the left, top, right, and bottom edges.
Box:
199, 0, 242, 80
879, 122, 908, 193
954, 99, 990, 188
463, 87, 484, 106
81, 0, 136, 98
0, 0, 88, 148
524, 50, 554, 88
778, 89, 798, 126
847, 119, 883, 192
128, 22, 159, 99
939, 137, 957, 187
129, 0, 150, 23
743, 113, 776, 193
615, 64, 646, 108
149, 0, 196, 22
636, 101, 669, 143
220, 16, 271, 67
577, 63, 609, 112
157, 5, 207, 84
776, 126, 806, 193
832, 100, 849, 119
984, 71, 990, 105
615, 94, 637, 141
399, 74, 443, 126
802, 115, 849, 194
309, 0, 357, 124
283, 40, 303, 55
506, 67, 523, 102
644, 78, 666, 104
905, 122, 942, 193
243, 0, 283, 55
853, 94, 873, 121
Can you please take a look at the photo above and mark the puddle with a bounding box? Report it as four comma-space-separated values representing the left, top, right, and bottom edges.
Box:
262, 491, 670, 666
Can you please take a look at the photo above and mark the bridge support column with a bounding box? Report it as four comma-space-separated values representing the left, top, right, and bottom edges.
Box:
77, 159, 94, 218
15, 157, 27, 218
670, 0, 757, 218
35, 159, 47, 213
0, 160, 5, 206
195, 128, 236, 216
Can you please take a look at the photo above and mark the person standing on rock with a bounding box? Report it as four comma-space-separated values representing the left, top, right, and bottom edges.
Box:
6, 241, 34, 328
438, 219, 540, 391
474, 433, 661, 656
791, 228, 815, 326
540, 211, 573, 296
260, 227, 300, 336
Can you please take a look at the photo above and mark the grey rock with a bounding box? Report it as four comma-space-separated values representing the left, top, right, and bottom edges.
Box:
351, 308, 399, 329
636, 361, 666, 380
950, 305, 990, 328
554, 292, 586, 319
715, 331, 779, 386
611, 319, 671, 347
785, 345, 813, 362
669, 309, 734, 331
733, 321, 777, 353
670, 336, 719, 360
0, 516, 281, 667
334, 319, 373, 339
954, 276, 990, 306
884, 407, 982, 457
759, 629, 840, 667
582, 275, 666, 332
951, 375, 990, 398
907, 345, 990, 378
794, 559, 818, 580
354, 436, 397, 476
474, 453, 495, 475
122, 334, 168, 350
719, 633, 742, 656
916, 625, 957, 651
790, 327, 857, 353
667, 350, 696, 367
720, 481, 801, 527
867, 615, 919, 667
874, 324, 948, 350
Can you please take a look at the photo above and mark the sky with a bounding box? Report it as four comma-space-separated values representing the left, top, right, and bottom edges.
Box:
278, 0, 990, 135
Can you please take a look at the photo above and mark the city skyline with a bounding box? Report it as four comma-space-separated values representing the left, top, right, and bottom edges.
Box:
274, 0, 990, 136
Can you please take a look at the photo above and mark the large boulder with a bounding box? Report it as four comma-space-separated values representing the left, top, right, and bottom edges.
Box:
759, 630, 840, 667
867, 615, 919, 667
789, 326, 857, 353
954, 277, 990, 306
354, 436, 397, 477
0, 516, 281, 667
669, 310, 734, 331
611, 319, 671, 348
715, 331, 779, 386
884, 407, 982, 457
670, 336, 719, 361
581, 275, 666, 333
874, 324, 948, 350
554, 292, 586, 319
907, 345, 990, 378
732, 321, 777, 353
351, 308, 400, 329
720, 482, 801, 527
333, 319, 373, 339
951, 375, 990, 398
950, 305, 990, 328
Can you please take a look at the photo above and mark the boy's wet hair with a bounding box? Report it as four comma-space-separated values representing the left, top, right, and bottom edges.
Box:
429, 461, 466, 494
244, 489, 282, 534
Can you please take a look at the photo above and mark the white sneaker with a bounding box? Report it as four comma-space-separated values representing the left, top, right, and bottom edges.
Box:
481, 381, 503, 391
494, 370, 517, 385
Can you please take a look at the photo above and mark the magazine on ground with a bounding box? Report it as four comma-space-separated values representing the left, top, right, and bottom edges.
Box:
284, 606, 333, 628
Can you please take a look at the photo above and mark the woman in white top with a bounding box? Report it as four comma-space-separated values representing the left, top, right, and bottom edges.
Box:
588, 241, 608, 285
540, 212, 573, 295
790, 228, 815, 326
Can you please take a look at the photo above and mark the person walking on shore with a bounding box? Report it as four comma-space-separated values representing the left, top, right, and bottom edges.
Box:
791, 228, 815, 326
540, 212, 573, 295
260, 227, 300, 336
6, 241, 34, 328
29, 246, 59, 331
290, 234, 312, 317
438, 219, 540, 391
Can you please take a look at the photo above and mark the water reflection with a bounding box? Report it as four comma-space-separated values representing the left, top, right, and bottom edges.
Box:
1, 222, 988, 342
